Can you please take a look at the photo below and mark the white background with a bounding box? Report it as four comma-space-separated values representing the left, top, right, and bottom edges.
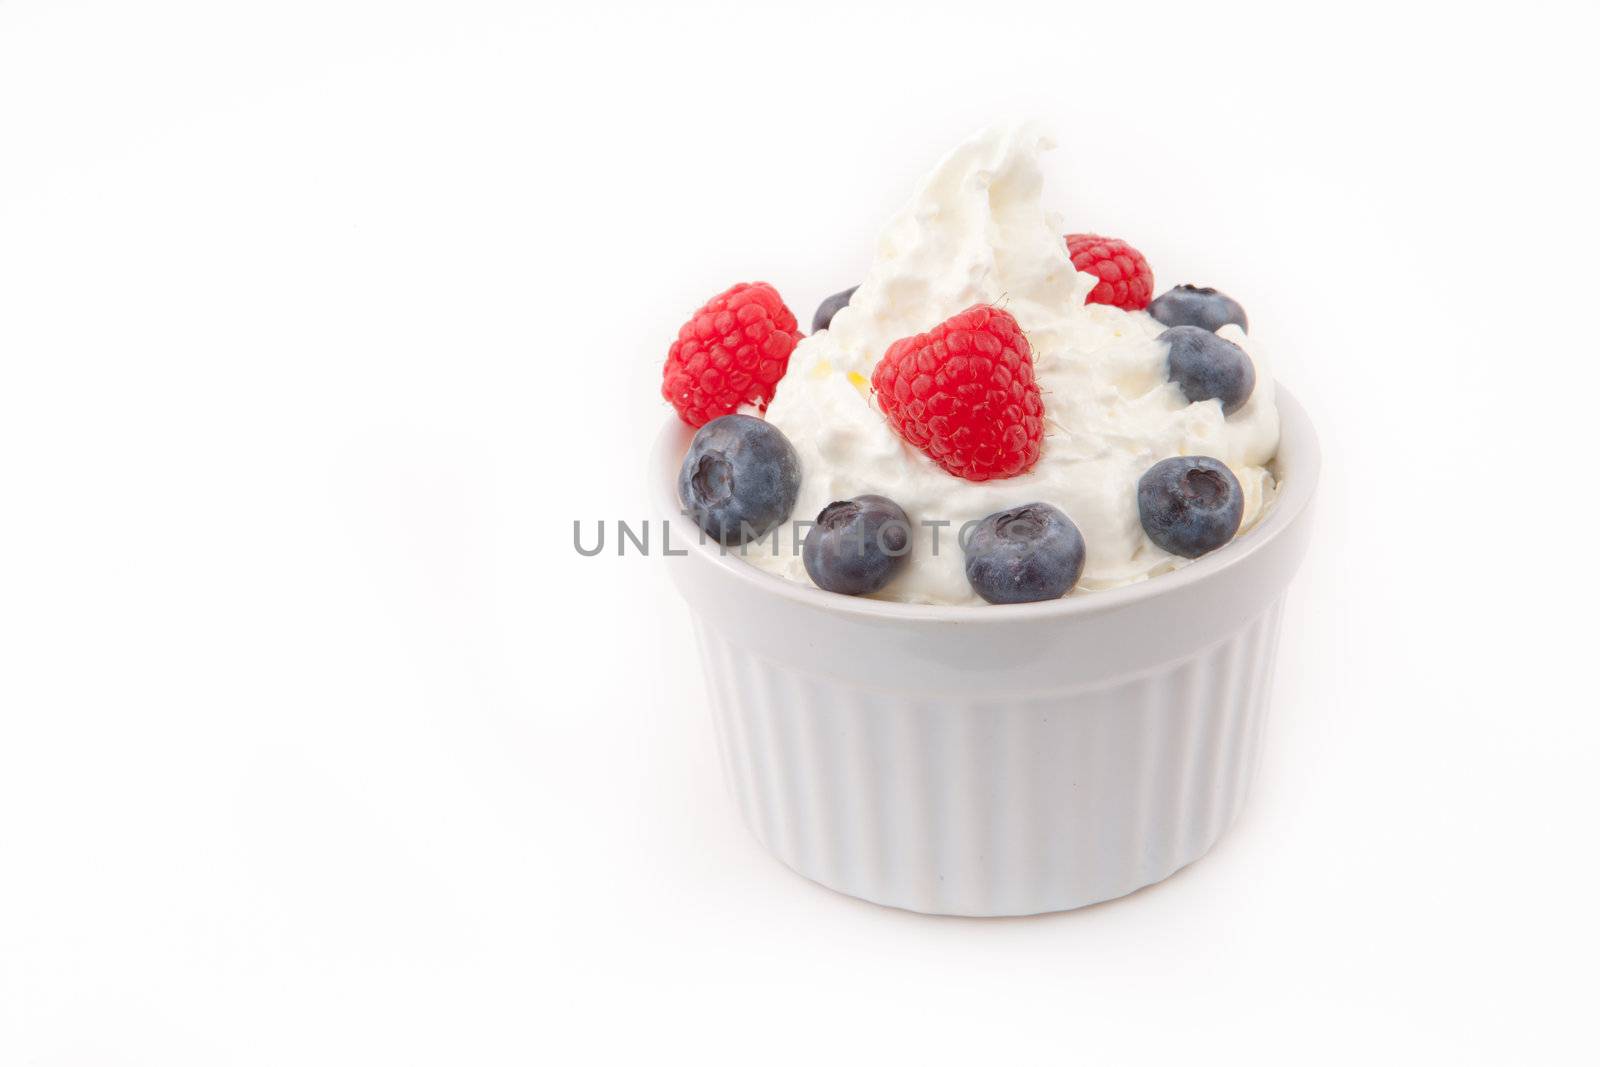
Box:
2, 1, 1597, 1063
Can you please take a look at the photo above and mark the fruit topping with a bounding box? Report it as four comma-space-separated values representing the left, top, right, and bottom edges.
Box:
677, 414, 801, 545
1066, 233, 1154, 310
870, 304, 1044, 482
663, 283, 801, 427
1161, 325, 1255, 415
812, 286, 859, 333
1136, 456, 1244, 558
963, 503, 1086, 604
802, 494, 911, 596
1148, 284, 1248, 333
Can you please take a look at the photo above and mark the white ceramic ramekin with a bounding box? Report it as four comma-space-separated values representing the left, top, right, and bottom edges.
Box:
653, 385, 1319, 916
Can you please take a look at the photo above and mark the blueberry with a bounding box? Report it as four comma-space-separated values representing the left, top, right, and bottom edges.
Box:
811, 286, 858, 333
678, 414, 801, 545
1148, 284, 1248, 333
1137, 456, 1244, 558
1161, 325, 1256, 415
962, 503, 1086, 605
802, 494, 910, 596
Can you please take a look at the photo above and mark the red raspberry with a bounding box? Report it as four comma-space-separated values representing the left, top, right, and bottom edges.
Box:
870, 305, 1044, 482
1065, 233, 1154, 311
662, 282, 801, 427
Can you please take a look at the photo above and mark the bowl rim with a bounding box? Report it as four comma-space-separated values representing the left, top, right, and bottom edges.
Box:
651, 382, 1320, 624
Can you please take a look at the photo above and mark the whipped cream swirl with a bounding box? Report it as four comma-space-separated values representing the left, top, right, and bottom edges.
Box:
748, 122, 1281, 605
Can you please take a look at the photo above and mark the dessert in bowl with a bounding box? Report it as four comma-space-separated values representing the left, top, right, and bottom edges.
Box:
653, 122, 1318, 915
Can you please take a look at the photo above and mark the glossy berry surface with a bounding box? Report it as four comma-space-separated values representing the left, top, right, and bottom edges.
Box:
963, 503, 1086, 605
677, 414, 801, 545
662, 282, 802, 427
870, 304, 1044, 482
1065, 234, 1155, 310
1161, 325, 1256, 415
1148, 284, 1248, 333
802, 495, 911, 596
812, 286, 858, 333
1137, 456, 1244, 558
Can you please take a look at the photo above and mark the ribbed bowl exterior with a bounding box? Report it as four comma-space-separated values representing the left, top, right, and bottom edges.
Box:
691, 598, 1285, 916
654, 386, 1318, 916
